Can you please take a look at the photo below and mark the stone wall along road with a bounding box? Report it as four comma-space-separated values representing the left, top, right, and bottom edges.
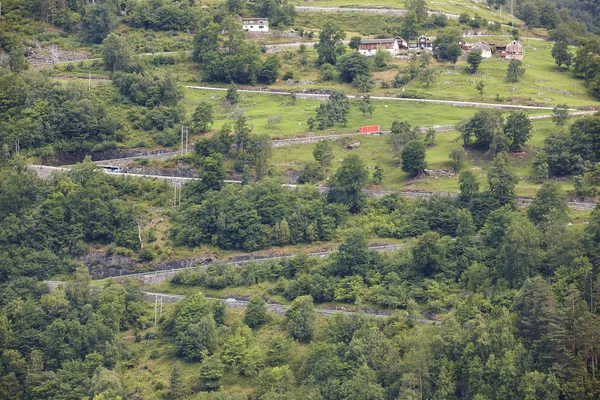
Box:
45, 280, 408, 320
87, 244, 403, 283
294, 6, 460, 19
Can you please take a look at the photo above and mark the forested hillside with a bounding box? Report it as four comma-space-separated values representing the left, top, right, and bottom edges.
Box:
2, 0, 600, 398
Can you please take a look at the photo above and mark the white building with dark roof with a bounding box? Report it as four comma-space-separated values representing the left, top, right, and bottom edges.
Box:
242, 18, 269, 32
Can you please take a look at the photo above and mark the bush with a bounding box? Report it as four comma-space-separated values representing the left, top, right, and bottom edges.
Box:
393, 73, 411, 88
139, 247, 156, 261
282, 71, 294, 80
319, 63, 337, 81
449, 146, 467, 171
353, 75, 375, 92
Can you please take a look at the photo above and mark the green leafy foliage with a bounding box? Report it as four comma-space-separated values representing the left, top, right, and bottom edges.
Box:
244, 297, 269, 328
336, 52, 372, 83
327, 154, 369, 213
315, 22, 346, 65
286, 295, 316, 343
506, 59, 526, 82
401, 140, 427, 177
171, 179, 346, 251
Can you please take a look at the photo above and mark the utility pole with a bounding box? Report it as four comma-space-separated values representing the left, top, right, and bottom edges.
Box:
185, 126, 189, 154
173, 184, 177, 207
181, 126, 189, 155
173, 182, 182, 207
154, 294, 158, 325
511, 0, 514, 24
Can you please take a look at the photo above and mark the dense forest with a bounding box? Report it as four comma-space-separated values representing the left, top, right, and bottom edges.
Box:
2, 143, 600, 398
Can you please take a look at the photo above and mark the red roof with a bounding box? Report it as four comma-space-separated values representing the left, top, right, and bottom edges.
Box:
358, 125, 380, 134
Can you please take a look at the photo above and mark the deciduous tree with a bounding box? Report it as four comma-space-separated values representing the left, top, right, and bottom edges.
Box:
349, 36, 362, 50
191, 101, 214, 133
551, 41, 572, 69
327, 154, 369, 213
401, 140, 427, 177
506, 59, 526, 82
315, 22, 346, 65
336, 52, 371, 83
102, 34, 131, 72
504, 111, 532, 150
467, 50, 483, 74
313, 140, 334, 174
286, 295, 316, 342
244, 297, 269, 328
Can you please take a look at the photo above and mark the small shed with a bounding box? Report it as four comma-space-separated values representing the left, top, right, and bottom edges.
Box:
358, 125, 380, 134
504, 40, 524, 60
471, 41, 493, 58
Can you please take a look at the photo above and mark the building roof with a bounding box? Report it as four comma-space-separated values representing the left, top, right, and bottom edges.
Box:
506, 40, 523, 53
472, 41, 492, 51
360, 38, 397, 45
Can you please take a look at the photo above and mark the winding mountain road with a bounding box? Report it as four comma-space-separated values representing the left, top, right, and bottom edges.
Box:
185, 85, 589, 111
44, 280, 433, 322
28, 164, 598, 211
294, 5, 459, 19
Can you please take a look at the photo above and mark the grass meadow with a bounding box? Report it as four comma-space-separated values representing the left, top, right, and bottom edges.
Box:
269, 117, 578, 197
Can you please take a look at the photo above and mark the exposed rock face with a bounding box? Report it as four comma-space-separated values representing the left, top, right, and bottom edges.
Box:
80, 253, 215, 279
28, 42, 89, 65
346, 141, 361, 150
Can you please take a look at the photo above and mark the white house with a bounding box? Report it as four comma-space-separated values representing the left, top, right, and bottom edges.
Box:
471, 41, 493, 58
242, 18, 269, 32
416, 35, 435, 50
358, 37, 407, 56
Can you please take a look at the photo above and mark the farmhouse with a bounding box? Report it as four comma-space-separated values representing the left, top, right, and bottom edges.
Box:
242, 18, 269, 32
471, 41, 493, 58
359, 37, 407, 56
416, 35, 436, 50
503, 40, 524, 60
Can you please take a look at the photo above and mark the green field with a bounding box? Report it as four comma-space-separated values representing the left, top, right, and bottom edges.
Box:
184, 88, 553, 138
290, 0, 522, 24
400, 37, 596, 107
270, 117, 578, 197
